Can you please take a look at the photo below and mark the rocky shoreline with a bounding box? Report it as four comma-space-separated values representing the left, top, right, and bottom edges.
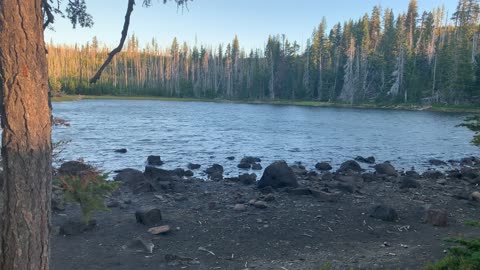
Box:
52, 155, 480, 269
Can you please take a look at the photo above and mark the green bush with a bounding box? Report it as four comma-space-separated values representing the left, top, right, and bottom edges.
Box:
55, 170, 118, 223
425, 222, 480, 270
458, 115, 480, 146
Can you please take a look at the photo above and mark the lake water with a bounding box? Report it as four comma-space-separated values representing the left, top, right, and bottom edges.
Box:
53, 100, 479, 176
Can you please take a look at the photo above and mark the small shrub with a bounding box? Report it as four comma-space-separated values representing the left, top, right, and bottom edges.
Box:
425, 221, 480, 270
55, 169, 118, 223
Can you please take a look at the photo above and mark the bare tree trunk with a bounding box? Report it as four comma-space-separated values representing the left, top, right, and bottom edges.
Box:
0, 1, 52, 270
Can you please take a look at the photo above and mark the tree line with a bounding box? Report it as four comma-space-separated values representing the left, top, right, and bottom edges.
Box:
47, 0, 480, 105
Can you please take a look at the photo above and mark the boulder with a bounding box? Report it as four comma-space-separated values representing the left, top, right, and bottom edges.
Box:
460, 156, 480, 166
114, 168, 146, 187
135, 208, 163, 226
374, 162, 398, 176
114, 148, 128, 153
205, 164, 224, 175
240, 156, 261, 164
59, 219, 97, 235
251, 163, 263, 170
173, 168, 186, 177
290, 165, 308, 176
209, 171, 223, 181
424, 209, 448, 227
355, 156, 375, 164
237, 163, 251, 169
147, 155, 163, 166
184, 170, 194, 177
461, 167, 480, 180
58, 161, 93, 176
259, 186, 275, 195
362, 172, 378, 182
257, 161, 298, 189
370, 205, 398, 222
399, 176, 420, 189
470, 191, 480, 201
239, 173, 257, 185
187, 163, 201, 170
422, 170, 444, 180
334, 182, 356, 193
429, 159, 447, 166
405, 170, 421, 179
144, 166, 178, 181
226, 156, 235, 161
338, 160, 362, 173
315, 162, 332, 171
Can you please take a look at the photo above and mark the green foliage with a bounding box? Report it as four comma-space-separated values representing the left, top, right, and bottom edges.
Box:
55, 170, 118, 223
425, 221, 480, 270
458, 115, 480, 146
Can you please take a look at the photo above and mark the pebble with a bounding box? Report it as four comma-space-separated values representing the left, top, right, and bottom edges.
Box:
234, 204, 247, 211
253, 201, 268, 209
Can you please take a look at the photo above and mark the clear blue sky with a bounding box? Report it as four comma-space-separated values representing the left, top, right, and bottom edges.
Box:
45, 0, 457, 50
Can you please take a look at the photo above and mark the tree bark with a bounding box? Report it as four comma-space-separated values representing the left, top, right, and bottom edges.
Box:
0, 1, 52, 270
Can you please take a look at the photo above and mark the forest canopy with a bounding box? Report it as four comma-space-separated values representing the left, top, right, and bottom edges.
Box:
47, 0, 480, 105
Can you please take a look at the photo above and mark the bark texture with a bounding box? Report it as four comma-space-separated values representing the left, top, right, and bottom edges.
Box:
0, 1, 52, 270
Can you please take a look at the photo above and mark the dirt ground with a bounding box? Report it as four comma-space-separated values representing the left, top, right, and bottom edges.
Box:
51, 159, 480, 270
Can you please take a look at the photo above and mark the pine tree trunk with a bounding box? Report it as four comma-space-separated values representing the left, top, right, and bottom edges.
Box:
0, 1, 52, 270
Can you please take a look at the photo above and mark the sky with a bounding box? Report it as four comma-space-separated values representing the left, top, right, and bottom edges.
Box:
45, 0, 458, 51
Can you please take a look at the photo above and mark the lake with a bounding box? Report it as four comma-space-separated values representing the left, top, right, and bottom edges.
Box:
52, 100, 479, 176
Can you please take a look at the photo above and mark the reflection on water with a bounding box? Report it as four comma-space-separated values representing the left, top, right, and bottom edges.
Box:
52, 100, 479, 176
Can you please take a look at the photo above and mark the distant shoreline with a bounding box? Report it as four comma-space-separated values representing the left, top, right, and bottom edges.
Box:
51, 95, 480, 114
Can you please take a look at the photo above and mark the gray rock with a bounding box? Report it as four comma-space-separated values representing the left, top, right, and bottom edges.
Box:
239, 173, 257, 185
184, 170, 194, 177
424, 209, 448, 227
234, 204, 247, 211
209, 171, 223, 181
187, 163, 201, 170
114, 148, 128, 153
144, 166, 177, 181
288, 187, 312, 195
362, 172, 378, 182
422, 170, 444, 180
205, 164, 224, 175
58, 161, 93, 176
59, 219, 96, 235
257, 161, 298, 189
251, 163, 263, 170
253, 201, 268, 209
125, 237, 154, 253
315, 162, 332, 171
240, 156, 261, 164
374, 162, 398, 176
147, 155, 163, 166
115, 168, 146, 186
429, 159, 447, 166
135, 208, 162, 226
338, 160, 362, 173
237, 163, 251, 169
370, 205, 398, 221
399, 176, 420, 189
290, 165, 308, 176
355, 156, 375, 164
310, 189, 342, 202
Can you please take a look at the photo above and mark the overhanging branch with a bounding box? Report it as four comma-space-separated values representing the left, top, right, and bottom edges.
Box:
89, 0, 135, 84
